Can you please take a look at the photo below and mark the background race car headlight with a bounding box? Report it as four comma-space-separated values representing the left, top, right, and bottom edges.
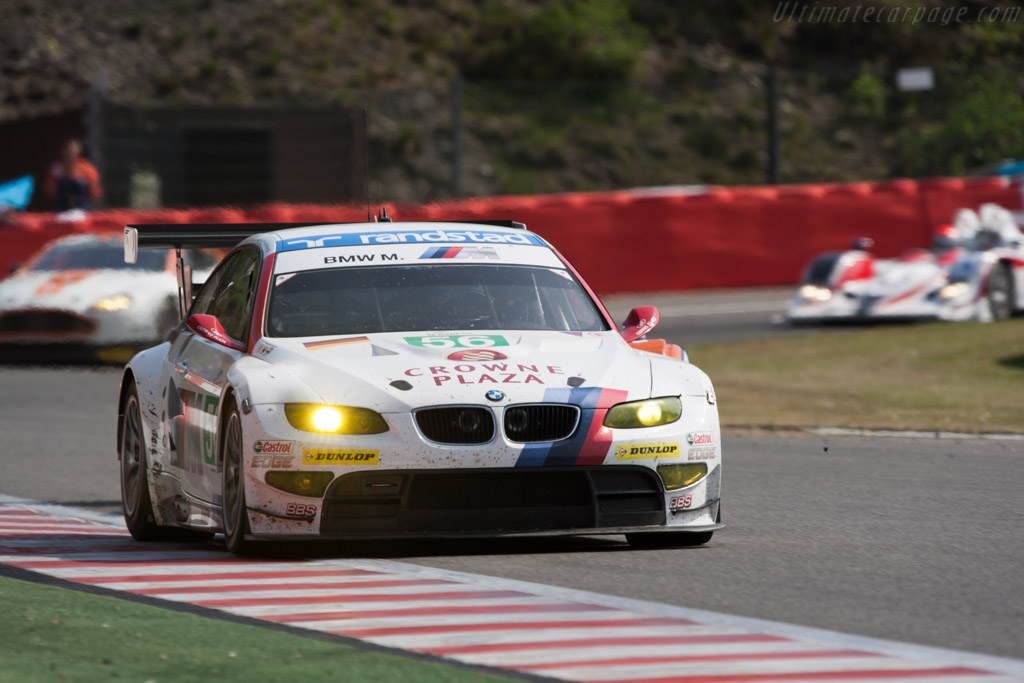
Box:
284, 404, 389, 434
603, 397, 681, 429
657, 463, 708, 490
264, 471, 333, 497
798, 284, 832, 302
90, 294, 132, 312
939, 282, 969, 300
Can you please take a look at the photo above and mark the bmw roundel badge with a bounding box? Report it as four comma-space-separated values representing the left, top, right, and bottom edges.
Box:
485, 390, 505, 402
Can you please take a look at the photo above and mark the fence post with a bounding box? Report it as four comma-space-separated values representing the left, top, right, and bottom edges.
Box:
451, 76, 462, 198
85, 70, 107, 205
765, 63, 780, 184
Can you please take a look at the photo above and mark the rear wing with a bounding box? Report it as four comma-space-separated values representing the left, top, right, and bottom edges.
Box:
122, 222, 327, 263
122, 220, 529, 263
124, 222, 324, 320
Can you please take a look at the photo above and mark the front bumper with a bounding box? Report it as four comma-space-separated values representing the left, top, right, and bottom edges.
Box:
0, 340, 144, 364
240, 402, 722, 539
788, 294, 942, 323
245, 465, 721, 540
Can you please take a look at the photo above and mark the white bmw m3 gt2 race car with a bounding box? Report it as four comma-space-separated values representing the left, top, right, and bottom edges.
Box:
117, 218, 722, 554
788, 204, 1024, 324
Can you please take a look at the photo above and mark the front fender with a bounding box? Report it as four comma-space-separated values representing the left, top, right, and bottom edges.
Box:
225, 356, 326, 410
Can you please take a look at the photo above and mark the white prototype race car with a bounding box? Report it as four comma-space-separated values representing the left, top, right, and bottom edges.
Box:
788, 203, 1024, 323
117, 217, 722, 553
0, 233, 218, 362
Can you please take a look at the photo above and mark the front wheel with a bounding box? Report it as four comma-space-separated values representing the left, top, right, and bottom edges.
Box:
987, 264, 1013, 321
120, 381, 162, 540
222, 400, 252, 555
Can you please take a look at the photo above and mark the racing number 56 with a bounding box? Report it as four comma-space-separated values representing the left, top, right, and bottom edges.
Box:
404, 334, 509, 348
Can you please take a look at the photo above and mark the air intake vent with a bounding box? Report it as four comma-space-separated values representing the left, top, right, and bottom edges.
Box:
503, 404, 580, 443
0, 311, 95, 335
415, 406, 495, 445
320, 466, 665, 534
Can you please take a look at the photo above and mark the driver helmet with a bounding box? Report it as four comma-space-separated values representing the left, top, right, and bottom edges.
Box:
932, 224, 956, 250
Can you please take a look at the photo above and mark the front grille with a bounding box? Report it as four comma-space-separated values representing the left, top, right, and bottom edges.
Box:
0, 310, 95, 336
415, 406, 494, 444
320, 467, 665, 534
503, 404, 580, 442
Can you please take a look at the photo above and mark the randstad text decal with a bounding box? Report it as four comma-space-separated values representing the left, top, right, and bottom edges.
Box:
280, 229, 546, 251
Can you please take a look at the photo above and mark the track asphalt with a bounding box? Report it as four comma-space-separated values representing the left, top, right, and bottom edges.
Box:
3, 497, 1023, 682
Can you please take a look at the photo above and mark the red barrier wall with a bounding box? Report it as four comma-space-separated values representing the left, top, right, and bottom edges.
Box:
2, 176, 1020, 293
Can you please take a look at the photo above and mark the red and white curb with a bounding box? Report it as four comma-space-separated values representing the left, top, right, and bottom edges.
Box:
2, 496, 1022, 683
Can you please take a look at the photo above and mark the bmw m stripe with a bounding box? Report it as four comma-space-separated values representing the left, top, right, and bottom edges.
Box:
514, 387, 628, 468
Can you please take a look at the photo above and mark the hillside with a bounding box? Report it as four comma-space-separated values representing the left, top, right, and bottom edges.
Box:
3, 0, 1023, 201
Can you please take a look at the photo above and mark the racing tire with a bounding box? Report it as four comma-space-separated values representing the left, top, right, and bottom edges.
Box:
222, 399, 253, 555
120, 380, 163, 541
987, 264, 1014, 321
626, 505, 719, 549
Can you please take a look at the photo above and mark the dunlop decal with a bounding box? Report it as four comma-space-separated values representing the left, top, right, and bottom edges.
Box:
302, 449, 379, 466
614, 442, 680, 460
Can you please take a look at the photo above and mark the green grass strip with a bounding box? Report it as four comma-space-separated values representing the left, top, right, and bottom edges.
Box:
0, 575, 514, 683
689, 319, 1024, 433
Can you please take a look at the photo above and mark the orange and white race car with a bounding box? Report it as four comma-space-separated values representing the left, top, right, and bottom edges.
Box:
0, 233, 218, 361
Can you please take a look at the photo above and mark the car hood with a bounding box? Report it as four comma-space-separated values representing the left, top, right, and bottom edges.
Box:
0, 269, 174, 312
253, 330, 660, 411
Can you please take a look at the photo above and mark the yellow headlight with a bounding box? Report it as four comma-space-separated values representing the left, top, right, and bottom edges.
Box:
635, 401, 663, 426
284, 404, 389, 435
264, 471, 333, 497
90, 294, 132, 312
657, 463, 708, 490
311, 406, 343, 432
604, 397, 681, 429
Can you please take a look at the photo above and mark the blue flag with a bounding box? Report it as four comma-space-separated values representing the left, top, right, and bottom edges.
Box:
0, 175, 34, 210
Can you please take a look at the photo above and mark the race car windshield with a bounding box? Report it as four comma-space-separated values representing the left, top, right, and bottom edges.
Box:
268, 264, 609, 337
32, 243, 166, 272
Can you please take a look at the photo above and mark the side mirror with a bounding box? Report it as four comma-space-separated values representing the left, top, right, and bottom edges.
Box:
185, 314, 245, 352
620, 306, 660, 342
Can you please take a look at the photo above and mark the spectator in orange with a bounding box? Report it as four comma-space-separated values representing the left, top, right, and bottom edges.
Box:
46, 139, 102, 212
